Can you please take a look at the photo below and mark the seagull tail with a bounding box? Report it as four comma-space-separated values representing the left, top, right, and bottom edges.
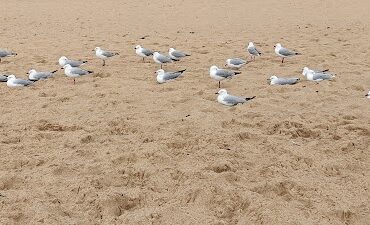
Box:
185, 53, 191, 56
245, 96, 256, 101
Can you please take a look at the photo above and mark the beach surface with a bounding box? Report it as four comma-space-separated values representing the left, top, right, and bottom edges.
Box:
0, 0, 369, 224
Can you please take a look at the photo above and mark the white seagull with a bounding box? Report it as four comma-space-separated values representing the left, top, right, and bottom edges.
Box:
268, 75, 300, 85
6, 75, 34, 88
135, 45, 154, 62
216, 89, 255, 106
225, 58, 247, 69
274, 43, 301, 63
247, 42, 262, 60
62, 64, 93, 84
168, 48, 191, 61
210, 66, 241, 88
58, 56, 87, 67
302, 67, 335, 82
94, 47, 119, 66
0, 49, 17, 63
155, 69, 186, 84
27, 69, 58, 81
153, 52, 173, 69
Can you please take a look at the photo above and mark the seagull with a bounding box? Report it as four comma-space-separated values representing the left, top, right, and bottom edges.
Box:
216, 89, 255, 106
0, 74, 8, 82
155, 69, 186, 84
6, 75, 34, 88
210, 66, 241, 88
225, 58, 247, 69
168, 48, 191, 61
27, 69, 58, 81
366, 91, 370, 98
268, 75, 300, 85
274, 43, 300, 63
153, 52, 173, 69
58, 56, 87, 67
247, 42, 262, 60
0, 49, 17, 63
62, 64, 93, 84
302, 67, 335, 81
135, 45, 154, 62
94, 47, 119, 66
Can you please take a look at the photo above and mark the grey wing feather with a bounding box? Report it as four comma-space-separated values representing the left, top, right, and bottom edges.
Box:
248, 46, 261, 56
230, 58, 246, 65
279, 47, 296, 56
172, 51, 187, 58
0, 75, 7, 82
312, 72, 334, 80
277, 78, 300, 85
0, 50, 11, 57
14, 79, 34, 86
224, 95, 246, 105
216, 69, 234, 78
70, 67, 89, 75
163, 70, 185, 80
142, 48, 154, 56
102, 51, 117, 57
34, 72, 52, 80
157, 54, 172, 63
66, 59, 83, 67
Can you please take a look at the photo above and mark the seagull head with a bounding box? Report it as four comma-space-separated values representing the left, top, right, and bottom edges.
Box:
274, 43, 282, 49
216, 89, 228, 95
169, 48, 175, 53
210, 65, 219, 72
135, 45, 141, 50
94, 47, 101, 52
268, 75, 278, 80
248, 42, 254, 47
302, 67, 310, 76
62, 64, 72, 70
7, 75, 16, 80
27, 69, 36, 75
155, 69, 164, 75
366, 91, 370, 98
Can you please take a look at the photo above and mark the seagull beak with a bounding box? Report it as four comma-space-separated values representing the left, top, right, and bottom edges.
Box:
26, 72, 29, 74
267, 78, 270, 80
215, 92, 218, 94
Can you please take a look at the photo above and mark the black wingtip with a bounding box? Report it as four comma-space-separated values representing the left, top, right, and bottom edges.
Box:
83, 61, 88, 63
295, 52, 302, 55
235, 71, 242, 75
245, 96, 256, 101
51, 70, 58, 73
322, 69, 329, 72
177, 69, 186, 73
88, 71, 94, 74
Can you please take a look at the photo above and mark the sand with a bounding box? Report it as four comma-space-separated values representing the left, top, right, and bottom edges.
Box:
0, 0, 369, 224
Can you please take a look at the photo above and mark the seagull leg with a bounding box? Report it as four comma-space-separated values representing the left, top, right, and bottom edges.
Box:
142, 57, 145, 62
73, 78, 76, 85
102, 60, 106, 66
218, 81, 221, 88
281, 58, 284, 63
160, 64, 163, 69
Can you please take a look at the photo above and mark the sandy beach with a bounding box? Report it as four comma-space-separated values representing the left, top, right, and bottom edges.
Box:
0, 0, 369, 224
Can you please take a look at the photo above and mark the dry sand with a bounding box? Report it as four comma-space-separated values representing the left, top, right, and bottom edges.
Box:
0, 0, 369, 224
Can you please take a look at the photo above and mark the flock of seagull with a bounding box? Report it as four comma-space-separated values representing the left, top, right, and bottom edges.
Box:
1, 42, 369, 105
